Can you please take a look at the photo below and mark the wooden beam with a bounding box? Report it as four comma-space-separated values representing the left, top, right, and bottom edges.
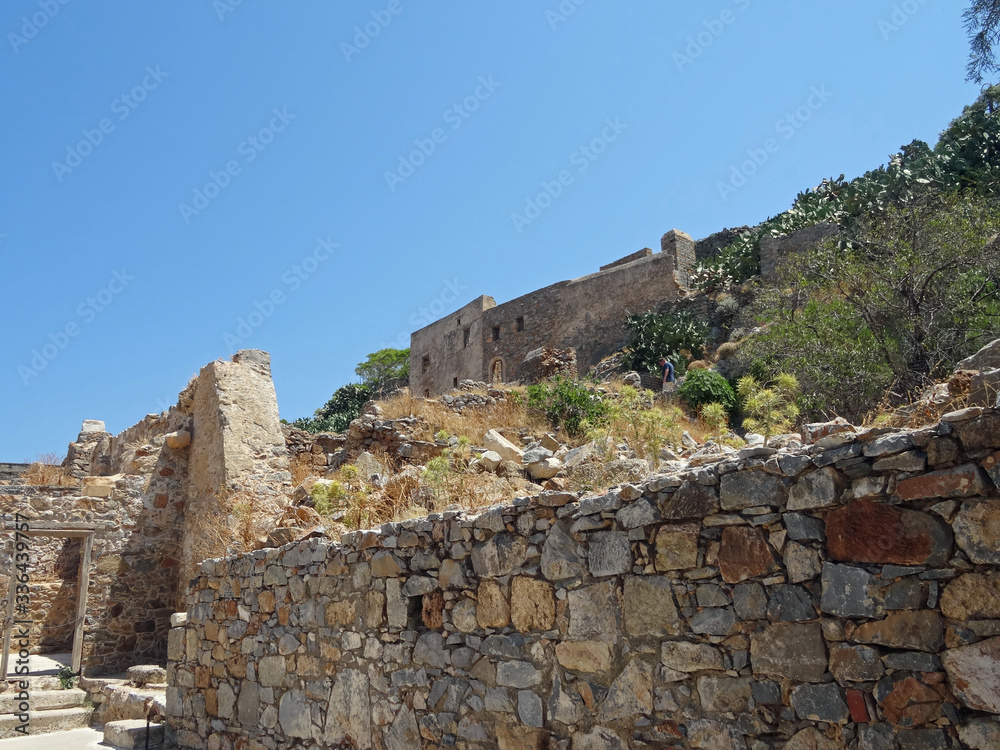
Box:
0, 555, 15, 679
71, 533, 93, 674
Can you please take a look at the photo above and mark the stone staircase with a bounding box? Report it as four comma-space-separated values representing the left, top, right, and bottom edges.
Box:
0, 680, 93, 738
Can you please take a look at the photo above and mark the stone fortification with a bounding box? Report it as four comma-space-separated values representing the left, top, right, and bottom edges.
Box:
1, 350, 291, 675
167, 407, 1000, 749
410, 231, 695, 397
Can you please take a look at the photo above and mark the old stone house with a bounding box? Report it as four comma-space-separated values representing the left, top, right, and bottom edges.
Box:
409, 229, 697, 396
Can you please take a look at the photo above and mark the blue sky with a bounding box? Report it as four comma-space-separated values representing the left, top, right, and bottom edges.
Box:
0, 0, 982, 460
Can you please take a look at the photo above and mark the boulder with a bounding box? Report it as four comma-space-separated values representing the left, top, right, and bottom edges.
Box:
956, 336, 1000, 371
479, 450, 502, 472
484, 429, 523, 463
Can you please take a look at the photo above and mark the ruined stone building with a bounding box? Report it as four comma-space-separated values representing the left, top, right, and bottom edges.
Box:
409, 229, 697, 396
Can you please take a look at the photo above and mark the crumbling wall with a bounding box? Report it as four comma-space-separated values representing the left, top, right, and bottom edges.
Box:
182, 350, 292, 587
1, 476, 184, 674
167, 407, 1000, 749
760, 222, 840, 282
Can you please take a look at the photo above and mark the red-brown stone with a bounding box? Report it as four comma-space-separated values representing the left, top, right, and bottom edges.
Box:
826, 499, 952, 566
154, 493, 168, 508
422, 592, 444, 629
896, 463, 989, 501
880, 677, 946, 727
718, 526, 777, 583
846, 689, 870, 723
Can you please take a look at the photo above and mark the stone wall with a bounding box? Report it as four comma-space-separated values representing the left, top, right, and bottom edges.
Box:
410, 233, 694, 396
0, 349, 293, 676
411, 296, 497, 398
166, 407, 1000, 749
1, 476, 184, 674
760, 223, 840, 282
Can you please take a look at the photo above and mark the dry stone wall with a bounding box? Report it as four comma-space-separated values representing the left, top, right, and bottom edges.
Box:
167, 407, 1000, 749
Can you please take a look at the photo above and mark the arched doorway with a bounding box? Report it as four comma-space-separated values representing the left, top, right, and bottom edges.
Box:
490, 359, 504, 384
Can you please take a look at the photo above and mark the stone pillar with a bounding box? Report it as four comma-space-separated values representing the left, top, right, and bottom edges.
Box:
181, 350, 291, 586
661, 229, 696, 287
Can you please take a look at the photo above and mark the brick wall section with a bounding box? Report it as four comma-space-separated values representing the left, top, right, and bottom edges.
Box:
166, 407, 1000, 749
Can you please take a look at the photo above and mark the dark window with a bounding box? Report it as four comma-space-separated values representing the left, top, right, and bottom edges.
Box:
424, 389, 430, 397
492, 326, 501, 341
457, 317, 461, 325
516, 316, 525, 332
421, 355, 430, 373
463, 328, 470, 348
453, 377, 458, 388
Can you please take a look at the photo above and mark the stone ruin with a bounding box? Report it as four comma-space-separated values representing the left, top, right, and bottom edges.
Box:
3, 346, 1000, 748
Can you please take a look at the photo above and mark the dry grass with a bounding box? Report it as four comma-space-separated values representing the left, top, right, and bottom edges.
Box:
22, 453, 77, 486
380, 388, 545, 445
191, 485, 284, 561
862, 378, 972, 430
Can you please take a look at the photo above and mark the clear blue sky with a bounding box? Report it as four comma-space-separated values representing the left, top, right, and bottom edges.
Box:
0, 0, 982, 460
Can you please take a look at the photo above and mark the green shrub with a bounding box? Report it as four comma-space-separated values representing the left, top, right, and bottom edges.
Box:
738, 374, 801, 446
292, 383, 372, 434
57, 666, 76, 690
526, 376, 610, 437
677, 369, 737, 412
624, 310, 711, 375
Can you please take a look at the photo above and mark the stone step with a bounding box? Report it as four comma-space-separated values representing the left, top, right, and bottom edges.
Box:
104, 719, 164, 749
0, 705, 94, 739
0, 687, 87, 714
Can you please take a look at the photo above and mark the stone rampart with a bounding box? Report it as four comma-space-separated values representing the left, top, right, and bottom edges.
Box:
166, 407, 1000, 749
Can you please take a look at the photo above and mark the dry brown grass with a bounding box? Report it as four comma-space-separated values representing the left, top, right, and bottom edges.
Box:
862, 378, 972, 430
379, 389, 545, 445
22, 453, 77, 486
191, 485, 285, 560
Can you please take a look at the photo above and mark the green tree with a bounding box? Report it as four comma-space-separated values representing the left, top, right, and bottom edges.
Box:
742, 194, 1000, 421
292, 382, 372, 433
966, 1, 1000, 83
355, 348, 410, 395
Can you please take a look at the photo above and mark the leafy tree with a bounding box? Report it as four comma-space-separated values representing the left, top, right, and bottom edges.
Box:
692, 87, 1000, 290
966, 1, 1000, 83
738, 374, 801, 447
742, 194, 1000, 421
677, 369, 737, 412
356, 348, 410, 395
624, 310, 711, 375
292, 382, 372, 433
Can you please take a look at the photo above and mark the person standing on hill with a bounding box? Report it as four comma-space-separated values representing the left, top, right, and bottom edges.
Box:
658, 357, 675, 392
